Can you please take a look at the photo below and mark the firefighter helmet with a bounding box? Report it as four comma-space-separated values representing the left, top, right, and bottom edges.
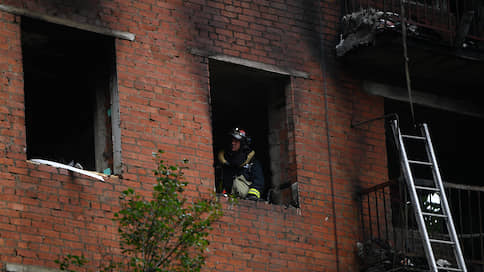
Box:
230, 127, 247, 141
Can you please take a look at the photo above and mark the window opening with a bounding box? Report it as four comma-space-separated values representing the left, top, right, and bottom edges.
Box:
21, 17, 119, 174
209, 60, 297, 206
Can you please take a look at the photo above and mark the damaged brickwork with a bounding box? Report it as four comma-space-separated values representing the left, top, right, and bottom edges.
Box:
0, 0, 388, 271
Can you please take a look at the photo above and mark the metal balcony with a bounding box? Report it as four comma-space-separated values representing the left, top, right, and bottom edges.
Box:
359, 179, 484, 271
343, 0, 484, 47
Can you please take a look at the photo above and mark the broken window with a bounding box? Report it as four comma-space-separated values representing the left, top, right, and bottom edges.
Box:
209, 60, 298, 207
21, 17, 121, 175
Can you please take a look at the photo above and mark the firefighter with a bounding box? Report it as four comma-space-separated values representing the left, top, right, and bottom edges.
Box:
217, 128, 264, 201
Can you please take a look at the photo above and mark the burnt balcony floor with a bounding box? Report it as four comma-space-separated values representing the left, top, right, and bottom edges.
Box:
338, 30, 484, 100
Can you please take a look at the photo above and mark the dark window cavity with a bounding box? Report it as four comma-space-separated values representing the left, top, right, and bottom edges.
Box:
21, 17, 121, 174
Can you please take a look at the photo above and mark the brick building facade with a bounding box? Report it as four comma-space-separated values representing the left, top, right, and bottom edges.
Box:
6, 0, 482, 271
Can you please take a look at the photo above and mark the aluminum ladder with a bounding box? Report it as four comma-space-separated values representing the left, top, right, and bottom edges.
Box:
390, 119, 467, 272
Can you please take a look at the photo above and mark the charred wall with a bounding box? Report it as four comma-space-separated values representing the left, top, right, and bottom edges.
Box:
0, 0, 390, 271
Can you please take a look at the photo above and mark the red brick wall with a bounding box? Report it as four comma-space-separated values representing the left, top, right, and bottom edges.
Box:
0, 0, 388, 271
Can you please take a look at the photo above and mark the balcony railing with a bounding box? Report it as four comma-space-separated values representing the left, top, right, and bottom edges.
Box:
344, 0, 484, 46
359, 179, 484, 271
446, 183, 484, 269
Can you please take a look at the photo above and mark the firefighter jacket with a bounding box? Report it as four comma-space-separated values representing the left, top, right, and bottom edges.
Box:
218, 149, 264, 198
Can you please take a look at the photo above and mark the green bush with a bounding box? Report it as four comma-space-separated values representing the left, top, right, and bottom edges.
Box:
57, 151, 222, 272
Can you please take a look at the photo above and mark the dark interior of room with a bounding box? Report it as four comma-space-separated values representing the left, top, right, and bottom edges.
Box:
21, 17, 114, 171
385, 99, 484, 186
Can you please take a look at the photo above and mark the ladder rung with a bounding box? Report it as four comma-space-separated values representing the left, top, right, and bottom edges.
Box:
402, 134, 426, 140
408, 160, 433, 166
422, 212, 447, 218
437, 267, 462, 271
415, 186, 440, 192
430, 239, 455, 245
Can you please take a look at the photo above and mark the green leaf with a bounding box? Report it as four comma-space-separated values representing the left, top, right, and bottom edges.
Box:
59, 150, 222, 272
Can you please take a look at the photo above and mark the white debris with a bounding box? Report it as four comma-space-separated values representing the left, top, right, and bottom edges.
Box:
31, 159, 104, 181
436, 258, 452, 267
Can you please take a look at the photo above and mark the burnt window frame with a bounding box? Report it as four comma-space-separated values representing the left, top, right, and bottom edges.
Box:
21, 16, 122, 175
208, 59, 299, 207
